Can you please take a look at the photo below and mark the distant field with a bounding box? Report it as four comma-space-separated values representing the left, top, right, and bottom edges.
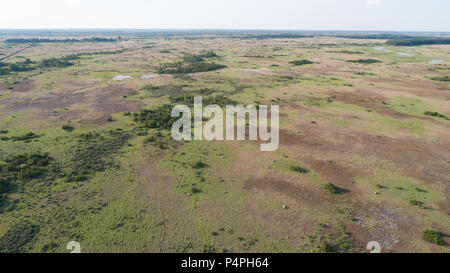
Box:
0, 32, 449, 253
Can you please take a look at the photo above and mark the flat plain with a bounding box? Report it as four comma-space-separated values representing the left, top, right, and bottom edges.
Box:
0, 32, 449, 253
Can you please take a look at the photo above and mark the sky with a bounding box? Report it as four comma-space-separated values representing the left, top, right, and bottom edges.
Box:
0, 0, 449, 31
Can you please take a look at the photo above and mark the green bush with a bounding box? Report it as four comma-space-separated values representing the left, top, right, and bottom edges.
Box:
422, 229, 445, 245
191, 160, 206, 169
324, 183, 338, 194
11, 132, 40, 142
289, 59, 313, 66
290, 165, 310, 174
430, 76, 450, 82
424, 111, 450, 120
62, 124, 75, 132
190, 186, 202, 194
134, 105, 179, 130
409, 200, 425, 209
319, 242, 336, 253
157, 61, 226, 74
347, 59, 381, 64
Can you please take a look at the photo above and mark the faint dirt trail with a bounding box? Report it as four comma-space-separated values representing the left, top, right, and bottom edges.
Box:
0, 45, 34, 61
140, 156, 168, 252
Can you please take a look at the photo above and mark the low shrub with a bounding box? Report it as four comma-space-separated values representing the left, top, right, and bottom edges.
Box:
424, 111, 450, 120
422, 229, 445, 245
11, 132, 40, 142
62, 124, 75, 132
289, 59, 313, 66
430, 76, 450, 82
324, 183, 338, 194
290, 165, 310, 174
347, 59, 381, 64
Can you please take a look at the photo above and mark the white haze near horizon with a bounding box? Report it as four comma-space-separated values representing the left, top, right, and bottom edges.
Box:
0, 0, 449, 32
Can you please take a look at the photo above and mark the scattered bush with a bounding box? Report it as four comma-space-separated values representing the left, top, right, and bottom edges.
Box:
62, 125, 75, 132
355, 71, 376, 76
430, 76, 450, 82
424, 111, 450, 120
422, 229, 445, 245
191, 160, 206, 169
409, 200, 425, 209
290, 165, 310, 174
347, 59, 381, 64
199, 50, 218, 58
324, 183, 338, 194
190, 186, 202, 194
11, 132, 40, 142
289, 59, 313, 66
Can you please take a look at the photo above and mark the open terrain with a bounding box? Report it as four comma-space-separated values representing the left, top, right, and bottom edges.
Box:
0, 31, 449, 253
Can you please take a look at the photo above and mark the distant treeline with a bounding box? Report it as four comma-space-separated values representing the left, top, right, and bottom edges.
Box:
386, 38, 450, 46
335, 34, 450, 46
337, 34, 414, 40
0, 49, 127, 75
238, 34, 314, 39
5, 37, 118, 44
0, 56, 75, 75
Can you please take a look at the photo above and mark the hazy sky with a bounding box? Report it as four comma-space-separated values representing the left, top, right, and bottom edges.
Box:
1, 0, 449, 31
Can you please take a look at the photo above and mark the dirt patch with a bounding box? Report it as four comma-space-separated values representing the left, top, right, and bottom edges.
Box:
327, 89, 434, 121
139, 153, 195, 253
8, 79, 36, 92
244, 176, 330, 207
303, 157, 359, 191
280, 126, 450, 198
0, 83, 142, 124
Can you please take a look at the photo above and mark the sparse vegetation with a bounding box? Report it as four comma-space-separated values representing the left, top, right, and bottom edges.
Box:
0, 30, 448, 253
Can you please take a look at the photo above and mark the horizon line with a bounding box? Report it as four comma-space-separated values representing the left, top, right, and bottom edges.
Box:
0, 28, 449, 34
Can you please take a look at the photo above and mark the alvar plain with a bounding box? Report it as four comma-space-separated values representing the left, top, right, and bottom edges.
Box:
0, 32, 449, 253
